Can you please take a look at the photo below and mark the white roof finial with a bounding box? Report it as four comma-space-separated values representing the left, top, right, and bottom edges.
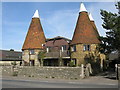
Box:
32, 10, 39, 18
89, 13, 94, 21
79, 3, 87, 12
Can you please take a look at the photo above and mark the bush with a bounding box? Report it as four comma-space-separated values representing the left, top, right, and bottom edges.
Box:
52, 76, 55, 78
12, 71, 18, 76
69, 61, 76, 67
11, 61, 17, 66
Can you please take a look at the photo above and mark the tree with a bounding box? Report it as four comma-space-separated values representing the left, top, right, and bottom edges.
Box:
100, 2, 120, 60
38, 51, 46, 66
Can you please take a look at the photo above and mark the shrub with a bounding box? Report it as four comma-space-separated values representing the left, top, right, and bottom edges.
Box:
11, 61, 17, 66
69, 61, 76, 67
12, 71, 18, 76
52, 76, 55, 78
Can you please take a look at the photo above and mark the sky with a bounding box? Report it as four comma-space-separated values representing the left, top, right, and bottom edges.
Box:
1, 2, 118, 51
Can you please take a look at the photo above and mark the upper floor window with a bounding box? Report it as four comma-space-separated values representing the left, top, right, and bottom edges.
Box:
22, 51, 24, 55
71, 45, 76, 52
29, 50, 35, 54
46, 47, 51, 53
61, 45, 67, 52
83, 45, 90, 51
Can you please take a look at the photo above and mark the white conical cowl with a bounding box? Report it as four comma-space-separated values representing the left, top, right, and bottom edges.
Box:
89, 13, 94, 21
79, 3, 87, 12
32, 10, 39, 18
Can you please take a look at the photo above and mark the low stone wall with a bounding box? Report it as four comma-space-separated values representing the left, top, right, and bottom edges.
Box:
1, 66, 82, 80
0, 61, 21, 66
0, 66, 13, 76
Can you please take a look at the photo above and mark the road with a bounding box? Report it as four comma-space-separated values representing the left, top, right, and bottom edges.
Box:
1, 77, 118, 88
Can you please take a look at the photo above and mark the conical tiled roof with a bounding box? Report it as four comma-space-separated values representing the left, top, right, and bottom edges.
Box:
71, 3, 100, 45
89, 13, 99, 37
22, 10, 46, 50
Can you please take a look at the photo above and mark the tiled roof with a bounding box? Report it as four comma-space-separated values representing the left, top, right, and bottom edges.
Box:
91, 21, 100, 37
109, 52, 119, 61
88, 13, 99, 37
46, 36, 71, 42
71, 12, 100, 45
0, 50, 22, 61
22, 18, 46, 50
45, 36, 71, 47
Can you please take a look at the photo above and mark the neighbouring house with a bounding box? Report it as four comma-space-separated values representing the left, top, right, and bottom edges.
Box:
109, 52, 120, 69
0, 49, 22, 66
22, 3, 106, 68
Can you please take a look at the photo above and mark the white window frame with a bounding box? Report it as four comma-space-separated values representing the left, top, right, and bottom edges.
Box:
83, 45, 90, 51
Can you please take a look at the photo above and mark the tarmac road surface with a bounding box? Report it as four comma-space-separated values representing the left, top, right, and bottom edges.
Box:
1, 76, 118, 88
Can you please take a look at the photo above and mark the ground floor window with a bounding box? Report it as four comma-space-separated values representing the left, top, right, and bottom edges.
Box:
29, 50, 35, 54
43, 59, 70, 66
43, 59, 59, 66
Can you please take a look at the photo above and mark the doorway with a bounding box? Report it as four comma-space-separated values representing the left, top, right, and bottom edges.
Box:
30, 60, 35, 66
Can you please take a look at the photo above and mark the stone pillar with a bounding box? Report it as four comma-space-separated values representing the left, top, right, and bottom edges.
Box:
35, 49, 41, 66
22, 50, 30, 66
35, 55, 39, 66
115, 64, 118, 80
81, 64, 85, 78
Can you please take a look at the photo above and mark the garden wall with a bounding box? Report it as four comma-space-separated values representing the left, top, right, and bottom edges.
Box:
1, 66, 83, 80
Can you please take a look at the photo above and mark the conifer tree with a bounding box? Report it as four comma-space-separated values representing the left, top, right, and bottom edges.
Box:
100, 2, 120, 60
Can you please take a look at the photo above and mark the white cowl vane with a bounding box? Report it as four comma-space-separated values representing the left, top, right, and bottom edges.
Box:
89, 13, 94, 21
79, 3, 87, 12
32, 10, 39, 18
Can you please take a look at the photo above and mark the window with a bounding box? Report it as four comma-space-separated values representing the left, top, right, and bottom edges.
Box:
29, 50, 35, 54
46, 47, 51, 53
46, 47, 49, 53
83, 45, 90, 51
61, 45, 67, 52
22, 51, 24, 55
71, 45, 76, 52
